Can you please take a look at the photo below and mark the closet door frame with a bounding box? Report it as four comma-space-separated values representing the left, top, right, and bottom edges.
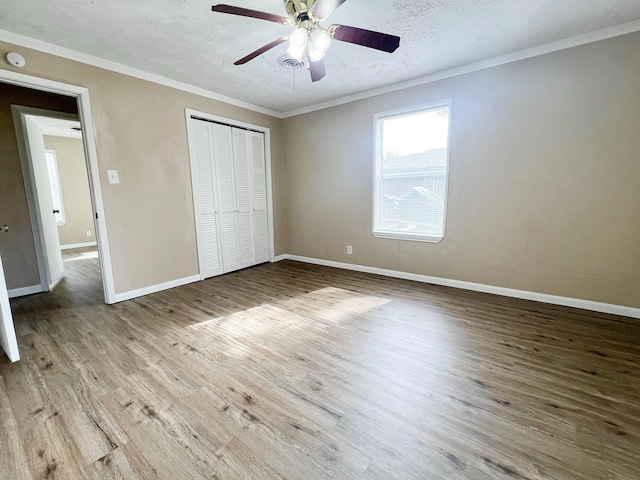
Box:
185, 109, 275, 281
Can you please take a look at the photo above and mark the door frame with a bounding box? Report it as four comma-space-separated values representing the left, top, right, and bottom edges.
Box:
185, 108, 275, 280
12, 106, 79, 292
0, 69, 116, 304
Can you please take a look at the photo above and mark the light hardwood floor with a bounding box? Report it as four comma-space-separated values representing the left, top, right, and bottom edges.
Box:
1, 248, 639, 479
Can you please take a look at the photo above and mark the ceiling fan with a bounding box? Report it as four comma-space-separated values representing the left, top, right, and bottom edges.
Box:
211, 0, 401, 82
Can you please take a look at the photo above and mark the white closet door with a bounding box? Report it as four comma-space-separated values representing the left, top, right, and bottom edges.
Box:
189, 119, 222, 279
232, 128, 255, 269
189, 117, 270, 279
212, 124, 242, 273
249, 131, 269, 264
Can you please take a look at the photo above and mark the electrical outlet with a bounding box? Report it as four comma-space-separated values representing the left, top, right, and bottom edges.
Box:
346, 245, 353, 255
86, 231, 92, 237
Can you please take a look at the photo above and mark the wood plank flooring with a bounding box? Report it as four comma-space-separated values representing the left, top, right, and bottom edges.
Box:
0, 248, 639, 479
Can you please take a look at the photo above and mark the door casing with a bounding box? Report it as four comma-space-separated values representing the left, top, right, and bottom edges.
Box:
0, 69, 116, 303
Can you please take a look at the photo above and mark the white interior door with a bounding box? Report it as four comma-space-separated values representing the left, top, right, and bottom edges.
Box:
0, 251, 20, 362
189, 119, 223, 279
24, 117, 64, 289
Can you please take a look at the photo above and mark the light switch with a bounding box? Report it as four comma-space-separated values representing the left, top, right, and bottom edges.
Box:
107, 170, 120, 184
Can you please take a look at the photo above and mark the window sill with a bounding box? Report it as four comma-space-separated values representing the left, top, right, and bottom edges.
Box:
372, 231, 444, 243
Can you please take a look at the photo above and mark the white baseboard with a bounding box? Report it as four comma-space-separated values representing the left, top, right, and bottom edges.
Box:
273, 254, 288, 262
113, 274, 201, 303
60, 241, 97, 250
280, 255, 640, 320
8, 285, 42, 299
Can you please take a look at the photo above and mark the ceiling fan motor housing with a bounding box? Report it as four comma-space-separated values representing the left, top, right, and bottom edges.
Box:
285, 0, 317, 21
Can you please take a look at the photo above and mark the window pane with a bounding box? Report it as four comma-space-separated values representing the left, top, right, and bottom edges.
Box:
374, 105, 450, 240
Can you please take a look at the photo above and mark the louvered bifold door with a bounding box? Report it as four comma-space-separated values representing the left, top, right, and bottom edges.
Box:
249, 131, 269, 264
212, 124, 242, 273
231, 128, 255, 269
190, 119, 223, 278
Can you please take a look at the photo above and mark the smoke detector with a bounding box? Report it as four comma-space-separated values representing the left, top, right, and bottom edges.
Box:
6, 52, 26, 68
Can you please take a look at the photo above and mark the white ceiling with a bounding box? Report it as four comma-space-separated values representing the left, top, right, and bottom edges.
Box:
2, 0, 640, 114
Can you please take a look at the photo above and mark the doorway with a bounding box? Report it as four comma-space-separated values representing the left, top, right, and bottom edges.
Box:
0, 75, 115, 362
0, 70, 115, 305
11, 107, 103, 298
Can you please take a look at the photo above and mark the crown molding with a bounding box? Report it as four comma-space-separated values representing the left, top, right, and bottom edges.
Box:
2, 18, 640, 120
0, 29, 282, 118
281, 18, 640, 118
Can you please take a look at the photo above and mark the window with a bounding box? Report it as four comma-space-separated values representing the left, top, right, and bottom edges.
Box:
373, 101, 451, 242
45, 150, 65, 225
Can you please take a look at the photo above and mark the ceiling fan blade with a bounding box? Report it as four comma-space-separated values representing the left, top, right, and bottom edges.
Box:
331, 25, 400, 53
309, 58, 326, 82
309, 0, 348, 20
211, 4, 291, 24
234, 37, 288, 65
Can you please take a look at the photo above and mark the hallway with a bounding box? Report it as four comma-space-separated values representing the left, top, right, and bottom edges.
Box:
10, 247, 103, 321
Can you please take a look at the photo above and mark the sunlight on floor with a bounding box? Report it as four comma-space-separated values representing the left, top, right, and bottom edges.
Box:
64, 250, 99, 262
285, 287, 392, 326
186, 287, 392, 359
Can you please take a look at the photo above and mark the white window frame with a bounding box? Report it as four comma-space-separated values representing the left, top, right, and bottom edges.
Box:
372, 100, 452, 243
44, 149, 66, 226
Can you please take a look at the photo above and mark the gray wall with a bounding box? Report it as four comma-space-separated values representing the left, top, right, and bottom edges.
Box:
283, 32, 640, 309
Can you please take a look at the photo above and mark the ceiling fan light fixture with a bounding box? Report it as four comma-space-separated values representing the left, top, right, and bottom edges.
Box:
289, 27, 308, 47
287, 43, 306, 60
310, 28, 331, 53
307, 45, 325, 62
288, 26, 310, 60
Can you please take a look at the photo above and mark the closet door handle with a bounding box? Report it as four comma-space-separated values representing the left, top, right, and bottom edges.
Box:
53, 209, 60, 214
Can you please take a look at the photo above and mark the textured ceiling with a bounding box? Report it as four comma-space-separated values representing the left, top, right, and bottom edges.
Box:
2, 0, 640, 114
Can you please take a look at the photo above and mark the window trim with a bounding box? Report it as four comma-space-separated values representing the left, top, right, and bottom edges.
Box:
44, 149, 66, 226
372, 99, 453, 243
